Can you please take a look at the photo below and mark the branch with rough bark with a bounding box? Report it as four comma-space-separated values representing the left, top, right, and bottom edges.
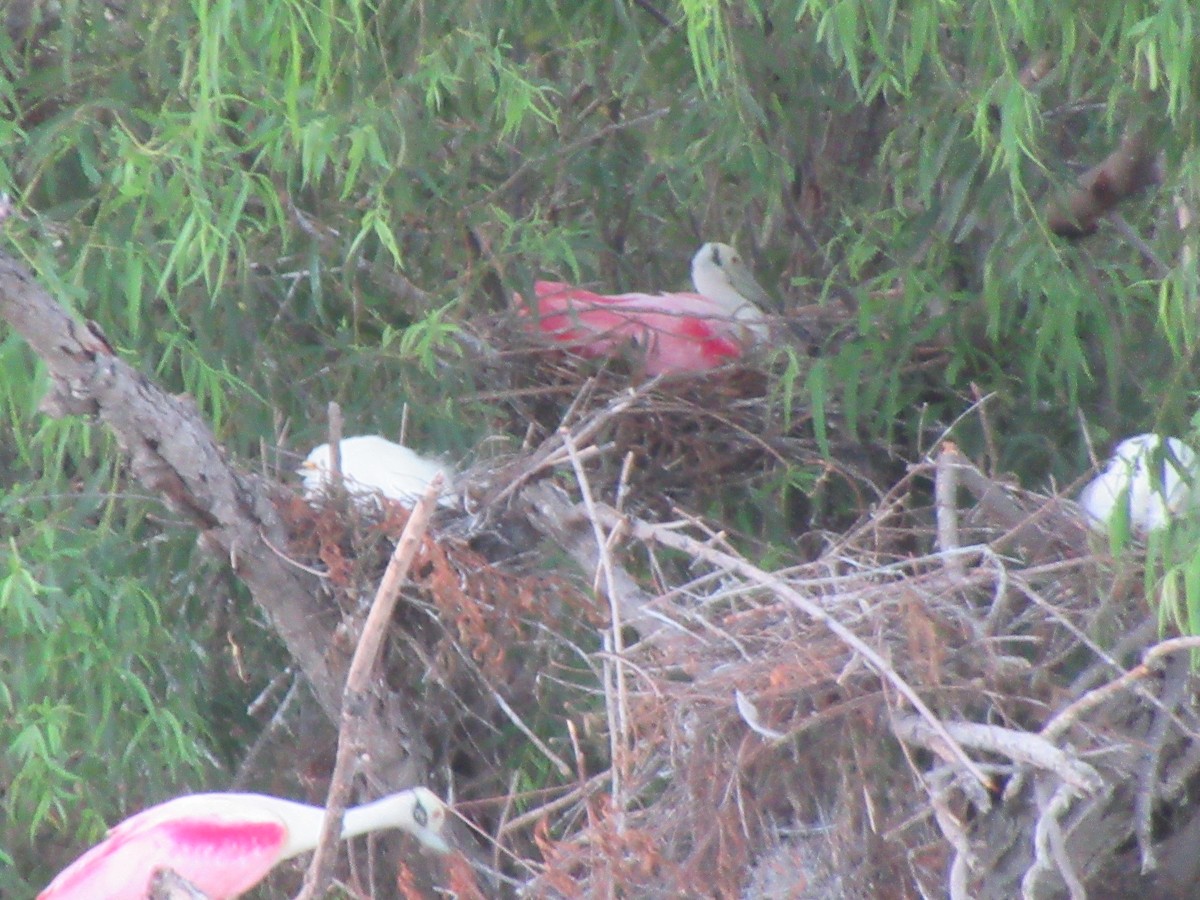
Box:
0, 250, 430, 790
1047, 125, 1162, 238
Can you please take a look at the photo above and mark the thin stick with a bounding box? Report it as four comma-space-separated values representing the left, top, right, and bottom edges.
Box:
1043, 636, 1200, 738
296, 475, 444, 900
327, 401, 343, 488
497, 772, 611, 838
233, 675, 301, 790
562, 429, 631, 827
935, 442, 966, 582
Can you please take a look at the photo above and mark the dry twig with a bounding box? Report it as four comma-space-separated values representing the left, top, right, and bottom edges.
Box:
297, 476, 445, 900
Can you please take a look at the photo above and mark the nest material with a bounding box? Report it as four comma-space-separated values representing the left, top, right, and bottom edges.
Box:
278, 339, 1200, 898
511, 440, 1200, 899
278, 490, 603, 823
472, 315, 904, 528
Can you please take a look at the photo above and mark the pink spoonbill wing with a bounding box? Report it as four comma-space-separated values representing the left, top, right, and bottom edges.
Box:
525, 281, 747, 375
39, 788, 449, 900
38, 798, 287, 900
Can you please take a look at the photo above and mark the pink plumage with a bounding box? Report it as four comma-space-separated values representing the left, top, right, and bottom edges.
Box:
38, 797, 290, 900
519, 243, 772, 376
38, 787, 450, 900
527, 281, 745, 375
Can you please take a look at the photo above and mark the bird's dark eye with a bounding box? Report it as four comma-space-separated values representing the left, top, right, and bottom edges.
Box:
413, 800, 429, 827
710, 245, 722, 266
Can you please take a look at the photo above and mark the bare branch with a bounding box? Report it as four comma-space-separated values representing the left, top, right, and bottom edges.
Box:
935, 442, 967, 582
892, 717, 1102, 795
298, 477, 444, 900
1023, 780, 1087, 900
1047, 126, 1162, 239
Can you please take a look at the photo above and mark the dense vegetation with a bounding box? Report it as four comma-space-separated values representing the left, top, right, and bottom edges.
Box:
3, 1, 1198, 896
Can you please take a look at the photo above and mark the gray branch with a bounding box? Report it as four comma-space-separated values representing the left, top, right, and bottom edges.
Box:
0, 251, 429, 789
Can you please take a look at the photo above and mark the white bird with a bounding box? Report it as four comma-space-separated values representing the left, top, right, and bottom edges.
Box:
300, 435, 456, 510
1078, 434, 1197, 534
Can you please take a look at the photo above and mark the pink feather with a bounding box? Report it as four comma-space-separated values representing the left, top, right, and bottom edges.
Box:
39, 797, 288, 900
522, 281, 748, 375
38, 788, 449, 900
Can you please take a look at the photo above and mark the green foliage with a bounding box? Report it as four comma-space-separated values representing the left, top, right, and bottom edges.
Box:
0, 468, 217, 894
4, 0, 1200, 889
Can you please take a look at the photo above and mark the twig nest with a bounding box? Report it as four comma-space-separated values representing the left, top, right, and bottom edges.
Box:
1078, 434, 1196, 534
299, 435, 457, 510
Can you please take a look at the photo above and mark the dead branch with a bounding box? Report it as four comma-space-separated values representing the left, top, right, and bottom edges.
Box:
892, 717, 1102, 795
935, 441, 967, 582
1134, 651, 1189, 872
1024, 779, 1087, 900
298, 476, 444, 900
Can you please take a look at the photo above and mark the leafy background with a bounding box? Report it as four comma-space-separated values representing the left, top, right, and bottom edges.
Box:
2, 0, 1198, 895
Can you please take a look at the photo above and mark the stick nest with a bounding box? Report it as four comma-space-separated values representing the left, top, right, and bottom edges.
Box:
282, 344, 1200, 899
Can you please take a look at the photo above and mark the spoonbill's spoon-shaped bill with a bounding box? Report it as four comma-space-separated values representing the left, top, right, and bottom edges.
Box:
300, 435, 456, 510
1078, 434, 1197, 534
38, 787, 450, 900
523, 242, 771, 375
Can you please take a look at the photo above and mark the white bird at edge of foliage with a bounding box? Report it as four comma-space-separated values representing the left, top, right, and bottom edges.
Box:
1078, 434, 1197, 535
300, 435, 457, 510
38, 787, 450, 900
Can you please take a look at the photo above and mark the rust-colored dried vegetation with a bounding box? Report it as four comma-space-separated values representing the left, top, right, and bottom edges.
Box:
276, 334, 1200, 899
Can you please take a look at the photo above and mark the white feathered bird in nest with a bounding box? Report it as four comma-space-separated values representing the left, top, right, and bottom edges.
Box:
300, 435, 457, 509
1078, 434, 1197, 535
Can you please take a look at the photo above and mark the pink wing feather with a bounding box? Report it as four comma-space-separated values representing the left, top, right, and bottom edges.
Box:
524, 281, 746, 375
39, 797, 288, 900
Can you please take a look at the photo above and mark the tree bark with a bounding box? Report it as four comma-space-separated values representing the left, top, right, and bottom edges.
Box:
1047, 126, 1162, 238
0, 251, 430, 790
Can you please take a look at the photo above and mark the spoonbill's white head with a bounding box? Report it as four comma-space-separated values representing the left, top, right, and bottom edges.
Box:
690, 242, 772, 341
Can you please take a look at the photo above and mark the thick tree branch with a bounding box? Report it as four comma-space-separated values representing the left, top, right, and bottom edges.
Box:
0, 251, 429, 789
1047, 126, 1162, 239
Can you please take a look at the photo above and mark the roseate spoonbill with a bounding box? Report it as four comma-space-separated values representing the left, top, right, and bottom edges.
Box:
1078, 434, 1197, 534
38, 787, 450, 900
300, 435, 457, 510
523, 242, 772, 375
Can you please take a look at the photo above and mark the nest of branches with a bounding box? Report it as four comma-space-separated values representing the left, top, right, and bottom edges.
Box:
471, 311, 907, 525
278, 345, 1200, 899
497, 438, 1200, 899
278, 490, 605, 815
